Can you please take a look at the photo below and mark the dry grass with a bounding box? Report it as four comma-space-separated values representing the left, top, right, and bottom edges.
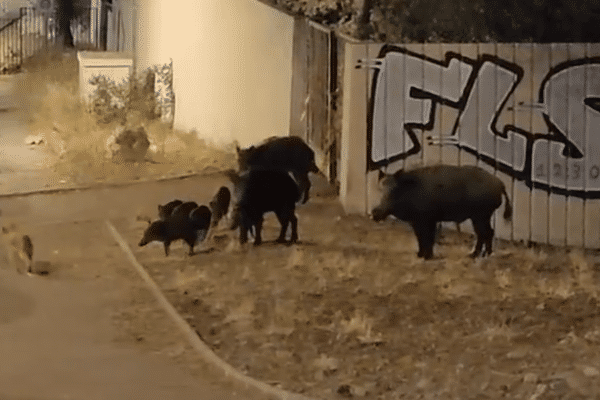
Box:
115, 201, 600, 400
15, 50, 236, 185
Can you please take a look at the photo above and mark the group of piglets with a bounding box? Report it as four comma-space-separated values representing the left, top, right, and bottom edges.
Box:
139, 136, 322, 255
138, 186, 231, 256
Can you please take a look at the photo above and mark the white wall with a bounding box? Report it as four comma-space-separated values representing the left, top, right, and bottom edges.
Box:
134, 0, 295, 147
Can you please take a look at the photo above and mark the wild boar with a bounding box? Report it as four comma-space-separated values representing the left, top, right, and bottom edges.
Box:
236, 136, 320, 204
225, 168, 300, 245
157, 199, 184, 220
209, 186, 231, 228
139, 205, 212, 256
171, 201, 200, 218
371, 165, 512, 259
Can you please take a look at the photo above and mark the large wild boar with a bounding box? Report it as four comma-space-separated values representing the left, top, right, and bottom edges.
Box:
236, 136, 320, 204
371, 165, 512, 259
225, 168, 300, 245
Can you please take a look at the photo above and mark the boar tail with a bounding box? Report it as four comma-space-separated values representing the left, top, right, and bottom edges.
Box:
502, 187, 513, 221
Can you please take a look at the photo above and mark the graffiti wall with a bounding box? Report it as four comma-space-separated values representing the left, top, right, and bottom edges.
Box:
340, 42, 600, 249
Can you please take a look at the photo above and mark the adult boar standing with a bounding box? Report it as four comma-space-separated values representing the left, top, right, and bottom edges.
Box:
236, 136, 320, 204
225, 168, 300, 245
371, 165, 512, 259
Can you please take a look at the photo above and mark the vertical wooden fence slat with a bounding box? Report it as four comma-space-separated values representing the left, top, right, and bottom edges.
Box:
584, 43, 600, 249
289, 18, 308, 139
402, 43, 425, 170
290, 19, 340, 183
530, 43, 550, 245
422, 43, 443, 166
395, 42, 407, 172
475, 43, 496, 238
566, 43, 586, 247
331, 35, 344, 184
436, 44, 461, 233
308, 22, 329, 153
439, 43, 461, 168
366, 43, 384, 213
494, 43, 516, 242
382, 41, 391, 169
512, 43, 533, 245
456, 43, 477, 169
547, 43, 567, 246
1, 17, 4, 70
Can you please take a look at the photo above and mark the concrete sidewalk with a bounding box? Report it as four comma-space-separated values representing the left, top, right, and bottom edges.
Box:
0, 267, 247, 400
0, 95, 251, 399
0, 75, 274, 400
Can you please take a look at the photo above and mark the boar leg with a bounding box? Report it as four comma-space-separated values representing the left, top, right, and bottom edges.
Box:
239, 226, 248, 244
275, 208, 298, 244
470, 216, 493, 258
239, 211, 250, 245
289, 212, 298, 243
253, 217, 264, 246
411, 220, 436, 260
483, 219, 495, 256
163, 241, 171, 257
185, 237, 196, 256
275, 209, 290, 243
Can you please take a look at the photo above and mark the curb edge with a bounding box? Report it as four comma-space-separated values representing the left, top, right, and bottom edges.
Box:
105, 220, 315, 400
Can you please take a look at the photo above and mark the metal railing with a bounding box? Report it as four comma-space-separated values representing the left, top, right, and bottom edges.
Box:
0, 7, 103, 74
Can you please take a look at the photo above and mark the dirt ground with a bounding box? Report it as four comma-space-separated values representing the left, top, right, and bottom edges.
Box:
7, 53, 600, 398
112, 192, 600, 400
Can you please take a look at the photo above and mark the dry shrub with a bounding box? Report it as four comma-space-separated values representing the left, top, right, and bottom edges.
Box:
15, 49, 236, 185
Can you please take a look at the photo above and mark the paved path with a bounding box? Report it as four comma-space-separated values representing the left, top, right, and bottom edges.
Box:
0, 75, 275, 400
0, 267, 247, 400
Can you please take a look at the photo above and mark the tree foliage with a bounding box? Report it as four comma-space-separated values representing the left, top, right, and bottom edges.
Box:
268, 0, 600, 43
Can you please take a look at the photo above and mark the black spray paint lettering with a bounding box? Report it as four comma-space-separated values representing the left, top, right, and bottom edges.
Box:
360, 45, 600, 199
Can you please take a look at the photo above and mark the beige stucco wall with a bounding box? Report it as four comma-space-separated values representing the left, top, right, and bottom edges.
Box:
133, 0, 295, 147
